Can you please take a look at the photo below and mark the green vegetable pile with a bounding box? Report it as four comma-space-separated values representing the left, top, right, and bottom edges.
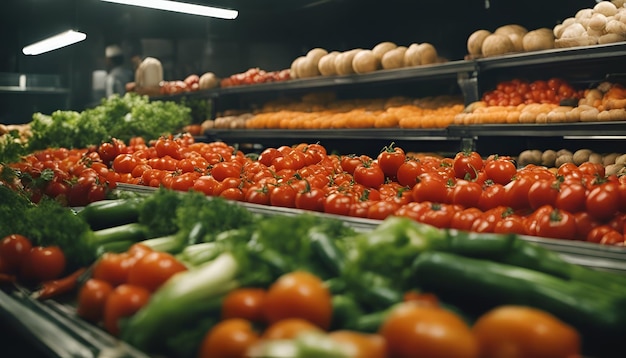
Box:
26, 93, 191, 152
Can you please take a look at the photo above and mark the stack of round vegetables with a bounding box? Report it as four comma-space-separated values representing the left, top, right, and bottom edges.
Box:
4, 134, 626, 246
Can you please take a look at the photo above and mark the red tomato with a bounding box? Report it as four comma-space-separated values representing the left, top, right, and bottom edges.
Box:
573, 211, 601, 241
211, 161, 242, 181
493, 215, 528, 235
0, 234, 32, 274
92, 252, 136, 287
103, 284, 151, 336
377, 144, 406, 178
555, 183, 587, 214
126, 251, 187, 292
112, 154, 140, 174
477, 183, 506, 211
368, 200, 401, 221
473, 305, 581, 358
418, 202, 457, 229
262, 318, 323, 340
198, 318, 260, 358
535, 207, 577, 240
263, 271, 332, 330
528, 179, 560, 210
587, 225, 617, 244
353, 162, 385, 189
586, 182, 620, 221
77, 278, 114, 323
295, 186, 326, 212
340, 155, 365, 175
412, 173, 448, 204
269, 184, 298, 208
451, 180, 483, 208
19, 246, 66, 282
379, 303, 479, 358
504, 176, 534, 210
396, 160, 425, 188
221, 288, 267, 323
450, 208, 484, 231
453, 151, 483, 180
324, 191, 356, 216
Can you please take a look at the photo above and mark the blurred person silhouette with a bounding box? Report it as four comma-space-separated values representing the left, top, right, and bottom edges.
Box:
105, 44, 133, 97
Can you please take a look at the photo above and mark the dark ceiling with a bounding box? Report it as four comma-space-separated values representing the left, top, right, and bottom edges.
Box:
0, 0, 599, 119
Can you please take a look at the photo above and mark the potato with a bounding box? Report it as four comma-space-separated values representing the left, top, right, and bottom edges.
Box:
541, 149, 558, 167
318, 51, 340, 76
594, 1, 618, 17
467, 29, 492, 55
572, 148, 593, 165
605, 163, 625, 176
416, 43, 438, 65
297, 56, 321, 78
381, 46, 407, 69
404, 43, 422, 66
556, 149, 573, 157
561, 23, 587, 38
290, 56, 306, 79
522, 28, 555, 51
334, 49, 360, 75
495, 24, 528, 36
372, 41, 397, 60
588, 13, 608, 31
588, 152, 603, 164
352, 50, 380, 74
555, 154, 574, 168
481, 34, 515, 57
606, 19, 626, 35
603, 152, 621, 166
198, 72, 218, 90
615, 153, 626, 166
307, 48, 329, 63
518, 149, 542, 167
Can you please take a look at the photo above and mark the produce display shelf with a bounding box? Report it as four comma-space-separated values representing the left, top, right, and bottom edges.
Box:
204, 128, 453, 141
116, 183, 626, 273
0, 288, 148, 358
0, 86, 70, 94
150, 60, 476, 102
447, 121, 626, 138
201, 121, 626, 143
475, 42, 626, 71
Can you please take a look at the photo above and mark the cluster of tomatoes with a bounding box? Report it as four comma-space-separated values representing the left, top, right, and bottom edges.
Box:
220, 68, 291, 87
180, 270, 582, 358
80, 251, 581, 358
159, 74, 202, 95
0, 234, 66, 285
481, 78, 582, 107
6, 135, 626, 245
77, 243, 186, 335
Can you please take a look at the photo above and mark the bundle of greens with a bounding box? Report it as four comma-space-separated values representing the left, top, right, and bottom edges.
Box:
25, 93, 191, 152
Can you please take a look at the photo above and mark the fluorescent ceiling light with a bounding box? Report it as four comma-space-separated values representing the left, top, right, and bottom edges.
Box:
101, 0, 238, 19
23, 30, 87, 55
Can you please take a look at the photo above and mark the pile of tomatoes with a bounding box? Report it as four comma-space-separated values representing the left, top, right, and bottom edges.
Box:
5, 134, 626, 245
481, 78, 582, 107
220, 68, 291, 87
0, 234, 66, 285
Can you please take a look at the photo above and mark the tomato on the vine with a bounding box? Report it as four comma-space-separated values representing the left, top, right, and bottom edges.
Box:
453, 151, 483, 180
534, 206, 577, 240
377, 143, 406, 178
353, 161, 385, 189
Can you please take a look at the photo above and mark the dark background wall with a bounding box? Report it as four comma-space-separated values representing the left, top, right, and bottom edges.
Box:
0, 0, 597, 123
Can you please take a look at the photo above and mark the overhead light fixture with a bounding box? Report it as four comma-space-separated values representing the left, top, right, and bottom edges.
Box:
101, 0, 238, 19
22, 30, 87, 55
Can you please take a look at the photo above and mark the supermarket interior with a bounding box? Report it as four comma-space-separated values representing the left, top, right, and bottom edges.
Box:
2, 1, 626, 358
